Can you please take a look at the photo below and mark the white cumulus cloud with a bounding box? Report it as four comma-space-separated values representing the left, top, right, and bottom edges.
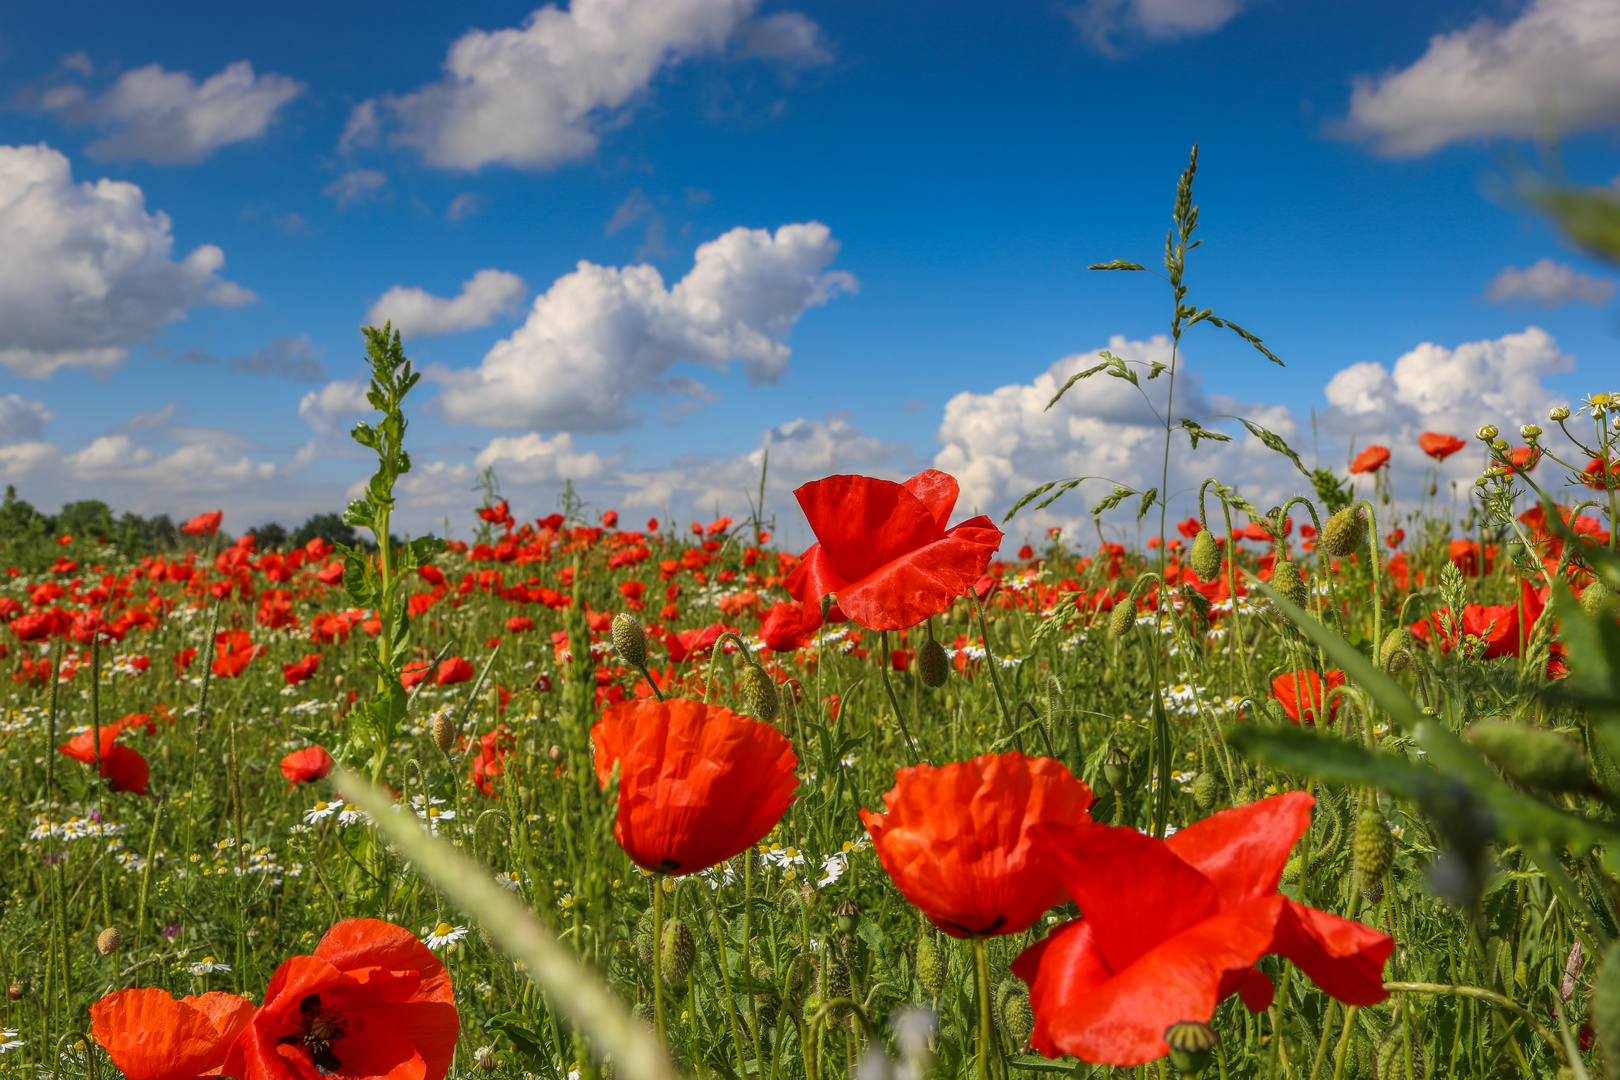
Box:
369, 0, 756, 171
476, 431, 608, 484
1062, 0, 1247, 52
367, 269, 529, 339
0, 143, 252, 377
1486, 258, 1615, 306
298, 379, 372, 434
0, 395, 54, 444
44, 60, 304, 165
433, 221, 855, 430
1341, 0, 1620, 157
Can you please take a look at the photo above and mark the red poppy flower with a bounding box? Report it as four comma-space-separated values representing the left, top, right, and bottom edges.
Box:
1419, 432, 1466, 461
436, 656, 475, 686
759, 602, 812, 652
784, 469, 1003, 632
666, 622, 741, 664
470, 727, 515, 796
212, 629, 264, 678
401, 660, 434, 689
1585, 456, 1620, 490
283, 654, 321, 686
591, 698, 798, 875
1015, 793, 1392, 1067
506, 615, 534, 633
180, 510, 224, 537
281, 746, 334, 790
1269, 669, 1346, 724
1349, 445, 1391, 474
10, 609, 60, 641
222, 919, 459, 1080
861, 753, 1094, 938
59, 723, 150, 795
91, 988, 257, 1080
1409, 580, 1544, 660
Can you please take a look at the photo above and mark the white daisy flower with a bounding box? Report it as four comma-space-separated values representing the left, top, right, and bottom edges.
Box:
423, 922, 468, 950
304, 801, 340, 824
188, 956, 231, 975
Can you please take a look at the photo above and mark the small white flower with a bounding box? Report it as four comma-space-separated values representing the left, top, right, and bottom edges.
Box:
188, 956, 231, 975
304, 801, 339, 824
495, 871, 524, 891
0, 1028, 22, 1053
337, 804, 369, 827
424, 922, 468, 950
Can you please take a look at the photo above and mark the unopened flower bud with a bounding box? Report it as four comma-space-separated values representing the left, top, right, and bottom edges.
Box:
1319, 506, 1367, 557
660, 919, 696, 986
612, 612, 648, 669
96, 926, 122, 956
915, 927, 948, 999
1379, 627, 1415, 673
548, 744, 562, 763
917, 638, 950, 688
1550, 405, 1571, 422
478, 1052, 498, 1072
1582, 576, 1615, 618
1190, 529, 1221, 583
1164, 1020, 1218, 1075
742, 663, 779, 725
1108, 599, 1136, 639
1353, 810, 1394, 901
1270, 560, 1308, 610
431, 710, 455, 753
7, 983, 20, 1001
1520, 424, 1541, 442
1476, 424, 1499, 441
1490, 439, 1508, 453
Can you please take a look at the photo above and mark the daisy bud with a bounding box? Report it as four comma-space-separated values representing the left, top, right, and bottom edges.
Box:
1190, 529, 1221, 583
1582, 576, 1615, 618
612, 612, 648, 669
1550, 405, 1571, 422
1352, 810, 1393, 901
1319, 505, 1366, 557
1476, 424, 1498, 441
431, 710, 455, 754
96, 926, 123, 956
1520, 424, 1541, 443
742, 662, 779, 725
915, 927, 948, 999
1270, 560, 1308, 610
478, 1052, 498, 1071
917, 637, 950, 689
660, 918, 696, 986
1164, 1020, 1218, 1076
1465, 720, 1590, 792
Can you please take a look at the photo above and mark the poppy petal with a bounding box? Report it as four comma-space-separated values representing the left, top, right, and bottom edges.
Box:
1270, 899, 1393, 1007
792, 475, 942, 585
315, 919, 452, 1004
91, 989, 256, 1080
1165, 791, 1314, 908
781, 543, 850, 630
1025, 896, 1286, 1066
901, 469, 961, 532
835, 517, 1004, 631
1036, 821, 1219, 973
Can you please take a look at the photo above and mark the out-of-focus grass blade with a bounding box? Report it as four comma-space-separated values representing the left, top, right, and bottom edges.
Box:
333, 767, 677, 1080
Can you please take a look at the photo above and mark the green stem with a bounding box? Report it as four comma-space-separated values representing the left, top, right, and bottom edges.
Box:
699, 883, 750, 1078
974, 936, 992, 1080
653, 878, 666, 1045
973, 597, 1015, 741
878, 630, 920, 764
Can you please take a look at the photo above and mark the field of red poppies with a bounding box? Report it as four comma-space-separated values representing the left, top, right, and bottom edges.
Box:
5, 340, 1620, 1080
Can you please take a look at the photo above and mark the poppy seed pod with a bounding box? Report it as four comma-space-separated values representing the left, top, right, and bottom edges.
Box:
1593, 942, 1620, 1071
1270, 560, 1308, 610
659, 918, 695, 986
742, 663, 779, 725
431, 710, 455, 754
1584, 576, 1615, 618
1164, 1021, 1218, 1076
1352, 810, 1393, 899
917, 638, 950, 688
96, 926, 122, 956
834, 898, 861, 935
1319, 506, 1366, 557
915, 929, 947, 999
1465, 720, 1590, 792
1379, 628, 1416, 674
1108, 599, 1136, 639
1190, 529, 1221, 582
1103, 747, 1130, 791
612, 612, 648, 669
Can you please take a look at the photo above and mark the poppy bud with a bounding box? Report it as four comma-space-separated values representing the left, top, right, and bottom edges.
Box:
834, 898, 861, 935
1319, 506, 1366, 557
631, 1001, 655, 1027
1263, 699, 1289, 725
1164, 1020, 1218, 1075
1593, 942, 1620, 1070
1190, 529, 1221, 583
1108, 599, 1136, 639
1191, 771, 1216, 811
1584, 576, 1615, 618
1352, 810, 1394, 901
743, 663, 779, 725
917, 638, 950, 689
1103, 746, 1130, 792
997, 979, 1034, 1046
660, 918, 695, 986
431, 710, 455, 753
6, 983, 19, 1001
915, 926, 948, 999
1234, 784, 1255, 805
1379, 627, 1416, 674
96, 926, 122, 956
612, 612, 648, 669
1465, 720, 1590, 792
1270, 560, 1308, 610
820, 952, 852, 1018
1376, 1025, 1425, 1080
1281, 855, 1302, 883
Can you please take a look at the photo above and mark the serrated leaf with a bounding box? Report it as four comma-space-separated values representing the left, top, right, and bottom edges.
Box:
343, 552, 376, 605
1045, 362, 1108, 411
1240, 419, 1310, 477
343, 499, 375, 532
349, 422, 378, 450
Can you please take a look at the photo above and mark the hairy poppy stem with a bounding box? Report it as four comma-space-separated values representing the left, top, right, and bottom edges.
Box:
699, 880, 751, 1078
974, 936, 992, 1080
652, 876, 666, 1045
973, 597, 1015, 742
877, 631, 919, 764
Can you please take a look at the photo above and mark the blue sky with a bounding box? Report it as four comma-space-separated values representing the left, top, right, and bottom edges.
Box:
0, 0, 1615, 545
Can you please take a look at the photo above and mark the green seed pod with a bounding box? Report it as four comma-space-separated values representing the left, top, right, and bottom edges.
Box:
612, 612, 649, 669
834, 898, 861, 936
1192, 771, 1217, 811
1108, 599, 1136, 639
1465, 720, 1590, 792
1103, 747, 1130, 791
1271, 559, 1309, 610
660, 918, 695, 986
634, 908, 657, 966
742, 663, 779, 725
1376, 1025, 1425, 1080
915, 928, 948, 999
1320, 506, 1367, 557
1379, 628, 1416, 674
997, 979, 1034, 1046
1584, 576, 1616, 618
1353, 810, 1394, 899
1164, 1021, 1218, 1076
1191, 529, 1221, 583
917, 638, 950, 689
1592, 941, 1620, 1072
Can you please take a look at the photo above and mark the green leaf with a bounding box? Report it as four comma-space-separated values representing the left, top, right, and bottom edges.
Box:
342, 499, 376, 532
484, 1013, 551, 1072
1087, 260, 1147, 272
349, 421, 379, 450
1045, 362, 1108, 411
1227, 726, 1448, 806
343, 552, 376, 606
1240, 419, 1310, 477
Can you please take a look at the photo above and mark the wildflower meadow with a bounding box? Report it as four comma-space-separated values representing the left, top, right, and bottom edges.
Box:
4, 152, 1620, 1080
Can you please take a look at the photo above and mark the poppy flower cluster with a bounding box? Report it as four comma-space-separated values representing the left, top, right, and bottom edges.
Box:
91, 919, 458, 1080
59, 719, 150, 795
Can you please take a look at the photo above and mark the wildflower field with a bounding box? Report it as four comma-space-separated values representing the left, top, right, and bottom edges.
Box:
4, 158, 1620, 1080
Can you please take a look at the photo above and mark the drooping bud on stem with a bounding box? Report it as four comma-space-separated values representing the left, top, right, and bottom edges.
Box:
1190, 529, 1221, 583
742, 662, 779, 725
612, 612, 649, 669
1320, 505, 1367, 557
96, 926, 122, 956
